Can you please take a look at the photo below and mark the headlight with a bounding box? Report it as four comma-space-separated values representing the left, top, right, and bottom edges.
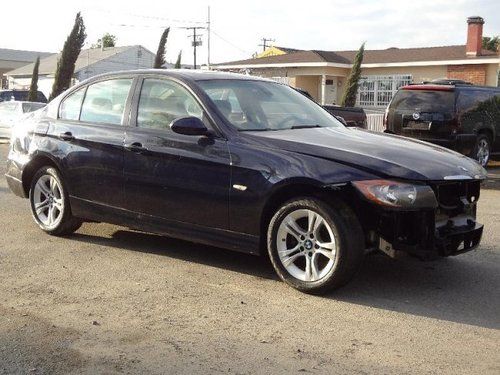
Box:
352, 179, 438, 209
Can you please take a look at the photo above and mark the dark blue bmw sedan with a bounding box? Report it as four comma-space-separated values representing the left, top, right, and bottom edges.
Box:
5, 70, 487, 294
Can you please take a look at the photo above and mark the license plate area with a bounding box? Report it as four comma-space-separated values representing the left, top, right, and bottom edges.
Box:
404, 120, 431, 130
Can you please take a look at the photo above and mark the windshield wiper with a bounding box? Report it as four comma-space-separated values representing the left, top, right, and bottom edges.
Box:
290, 124, 321, 130
239, 128, 270, 132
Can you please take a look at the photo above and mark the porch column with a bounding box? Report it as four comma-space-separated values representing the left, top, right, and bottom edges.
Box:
320, 74, 326, 105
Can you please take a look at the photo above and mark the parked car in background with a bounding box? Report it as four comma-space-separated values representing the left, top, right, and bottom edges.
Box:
6, 70, 487, 294
385, 83, 500, 167
0, 89, 48, 103
293, 87, 367, 128
0, 101, 46, 138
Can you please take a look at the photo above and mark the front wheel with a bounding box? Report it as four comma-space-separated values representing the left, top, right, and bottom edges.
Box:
267, 197, 364, 294
29, 166, 82, 235
472, 134, 491, 167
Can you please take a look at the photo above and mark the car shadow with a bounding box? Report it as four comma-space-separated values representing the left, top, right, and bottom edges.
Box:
70, 228, 278, 281
332, 252, 500, 330
70, 227, 499, 330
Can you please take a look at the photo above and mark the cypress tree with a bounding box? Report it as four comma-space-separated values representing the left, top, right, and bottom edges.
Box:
153, 27, 170, 68
341, 42, 365, 107
174, 50, 182, 69
28, 56, 40, 102
49, 12, 86, 100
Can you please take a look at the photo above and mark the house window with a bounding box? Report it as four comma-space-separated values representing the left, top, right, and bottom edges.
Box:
357, 75, 412, 107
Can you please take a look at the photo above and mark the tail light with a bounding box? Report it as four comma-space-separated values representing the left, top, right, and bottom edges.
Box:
383, 107, 389, 128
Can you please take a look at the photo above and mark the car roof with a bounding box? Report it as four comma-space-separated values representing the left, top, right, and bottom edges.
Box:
82, 69, 273, 83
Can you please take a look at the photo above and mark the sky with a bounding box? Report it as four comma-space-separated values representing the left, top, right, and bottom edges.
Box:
1, 0, 499, 66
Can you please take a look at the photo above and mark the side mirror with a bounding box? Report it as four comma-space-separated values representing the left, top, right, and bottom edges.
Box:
335, 115, 348, 126
170, 116, 210, 136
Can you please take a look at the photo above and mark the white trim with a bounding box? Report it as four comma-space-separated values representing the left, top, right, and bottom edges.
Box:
215, 58, 500, 70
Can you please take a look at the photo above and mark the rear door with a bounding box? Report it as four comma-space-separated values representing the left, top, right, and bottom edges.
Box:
122, 76, 231, 229
457, 88, 500, 150
54, 77, 135, 209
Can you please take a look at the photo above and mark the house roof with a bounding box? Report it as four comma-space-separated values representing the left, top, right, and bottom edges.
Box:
215, 45, 499, 67
0, 48, 53, 63
273, 46, 303, 54
7, 45, 152, 76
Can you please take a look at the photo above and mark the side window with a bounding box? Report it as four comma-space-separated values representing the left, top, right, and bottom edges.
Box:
137, 79, 204, 130
458, 89, 492, 113
203, 87, 246, 126
80, 79, 133, 125
59, 87, 86, 120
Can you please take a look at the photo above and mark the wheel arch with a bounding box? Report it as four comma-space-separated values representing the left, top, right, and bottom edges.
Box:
22, 153, 63, 197
476, 127, 494, 142
259, 179, 354, 250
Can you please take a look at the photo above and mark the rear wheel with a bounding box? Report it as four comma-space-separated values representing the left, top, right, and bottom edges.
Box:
29, 166, 82, 235
267, 197, 364, 294
472, 134, 491, 167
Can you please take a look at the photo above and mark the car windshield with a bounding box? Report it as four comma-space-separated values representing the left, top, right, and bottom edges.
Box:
198, 79, 343, 131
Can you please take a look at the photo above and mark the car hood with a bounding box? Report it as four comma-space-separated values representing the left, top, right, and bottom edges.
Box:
245, 127, 487, 181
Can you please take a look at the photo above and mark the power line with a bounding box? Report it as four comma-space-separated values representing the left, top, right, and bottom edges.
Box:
211, 29, 253, 55
259, 37, 276, 52
85, 8, 205, 25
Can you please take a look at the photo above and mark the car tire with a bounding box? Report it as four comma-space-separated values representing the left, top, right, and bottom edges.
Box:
472, 134, 491, 167
29, 166, 82, 236
267, 197, 364, 294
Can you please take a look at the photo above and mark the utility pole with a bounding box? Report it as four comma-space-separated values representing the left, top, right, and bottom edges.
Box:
183, 26, 204, 69
259, 37, 275, 52
207, 6, 211, 69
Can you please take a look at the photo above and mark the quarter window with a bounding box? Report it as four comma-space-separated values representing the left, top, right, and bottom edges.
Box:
137, 79, 204, 130
80, 79, 132, 125
59, 88, 85, 120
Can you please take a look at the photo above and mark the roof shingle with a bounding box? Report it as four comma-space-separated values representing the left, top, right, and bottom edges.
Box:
7, 46, 144, 76
0, 48, 53, 63
216, 45, 499, 67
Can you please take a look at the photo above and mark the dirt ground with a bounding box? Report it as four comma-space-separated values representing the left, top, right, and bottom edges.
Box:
0, 143, 499, 374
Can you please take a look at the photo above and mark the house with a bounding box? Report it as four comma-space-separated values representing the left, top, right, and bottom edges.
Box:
6, 45, 155, 98
214, 17, 500, 109
0, 48, 53, 89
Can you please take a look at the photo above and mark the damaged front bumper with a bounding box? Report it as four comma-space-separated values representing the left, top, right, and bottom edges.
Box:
363, 180, 484, 260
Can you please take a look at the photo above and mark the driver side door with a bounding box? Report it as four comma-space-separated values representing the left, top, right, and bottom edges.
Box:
123, 76, 231, 230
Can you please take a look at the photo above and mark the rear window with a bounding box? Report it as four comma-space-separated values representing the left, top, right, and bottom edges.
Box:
22, 102, 46, 113
391, 90, 455, 112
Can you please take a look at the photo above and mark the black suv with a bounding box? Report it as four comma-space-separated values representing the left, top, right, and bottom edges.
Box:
385, 83, 500, 166
0, 89, 48, 103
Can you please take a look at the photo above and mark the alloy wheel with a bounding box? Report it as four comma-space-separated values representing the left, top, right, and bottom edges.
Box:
33, 174, 64, 229
476, 138, 490, 167
276, 209, 338, 282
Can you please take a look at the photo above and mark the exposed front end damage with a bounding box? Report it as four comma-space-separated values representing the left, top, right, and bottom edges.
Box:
354, 179, 483, 260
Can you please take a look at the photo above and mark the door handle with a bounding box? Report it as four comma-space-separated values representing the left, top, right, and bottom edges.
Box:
59, 132, 75, 141
124, 142, 148, 153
